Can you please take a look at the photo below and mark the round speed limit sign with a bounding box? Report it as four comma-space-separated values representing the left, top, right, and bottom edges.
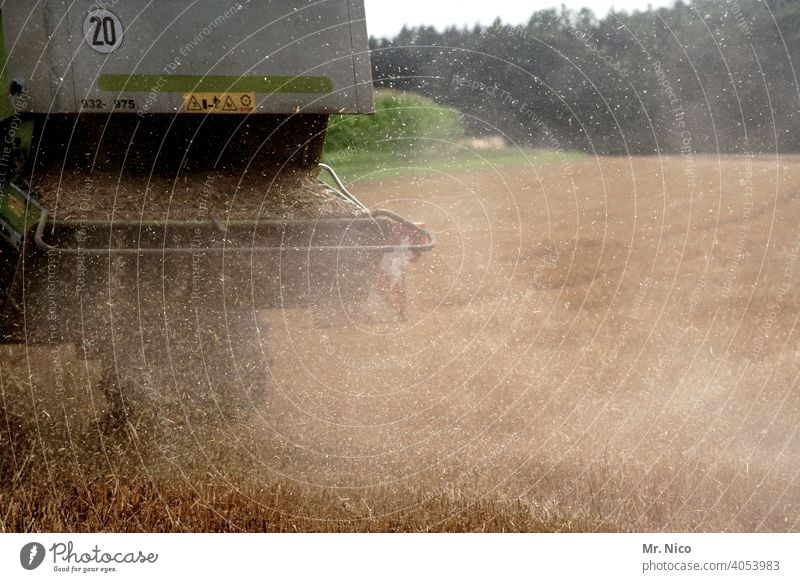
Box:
83, 9, 124, 54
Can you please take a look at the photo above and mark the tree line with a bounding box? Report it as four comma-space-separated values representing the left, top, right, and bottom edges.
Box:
368, 0, 800, 154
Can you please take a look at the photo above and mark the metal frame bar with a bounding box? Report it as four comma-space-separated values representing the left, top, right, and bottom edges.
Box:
318, 163, 370, 213
33, 208, 434, 256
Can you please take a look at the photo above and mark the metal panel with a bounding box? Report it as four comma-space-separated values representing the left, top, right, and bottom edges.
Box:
2, 0, 374, 116
2, 0, 75, 115
348, 0, 375, 114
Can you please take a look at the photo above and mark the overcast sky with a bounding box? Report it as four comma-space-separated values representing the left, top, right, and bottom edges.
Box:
364, 0, 675, 38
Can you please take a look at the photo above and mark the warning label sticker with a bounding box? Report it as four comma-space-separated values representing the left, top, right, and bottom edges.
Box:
182, 92, 256, 114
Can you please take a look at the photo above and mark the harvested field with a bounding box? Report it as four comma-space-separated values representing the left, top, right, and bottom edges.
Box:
2, 154, 800, 532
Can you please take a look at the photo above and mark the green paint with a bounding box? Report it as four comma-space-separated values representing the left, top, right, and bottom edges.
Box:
99, 74, 333, 94
0, 11, 14, 121
0, 183, 42, 236
15, 119, 33, 155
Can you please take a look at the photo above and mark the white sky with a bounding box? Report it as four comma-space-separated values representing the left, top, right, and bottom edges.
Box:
364, 0, 675, 38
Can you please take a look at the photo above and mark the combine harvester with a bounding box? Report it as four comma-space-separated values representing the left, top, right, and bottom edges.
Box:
0, 1, 433, 427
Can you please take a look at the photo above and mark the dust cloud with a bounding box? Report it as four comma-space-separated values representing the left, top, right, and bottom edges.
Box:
4, 154, 796, 532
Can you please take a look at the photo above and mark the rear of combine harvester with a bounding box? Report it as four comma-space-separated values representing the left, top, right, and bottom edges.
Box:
0, 1, 433, 423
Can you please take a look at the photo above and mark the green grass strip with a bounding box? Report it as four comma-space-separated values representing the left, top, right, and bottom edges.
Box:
322, 147, 587, 183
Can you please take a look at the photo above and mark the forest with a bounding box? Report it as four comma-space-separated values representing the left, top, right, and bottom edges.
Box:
368, 0, 800, 154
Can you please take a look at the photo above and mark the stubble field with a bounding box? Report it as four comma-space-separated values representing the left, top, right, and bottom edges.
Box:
2, 153, 799, 532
